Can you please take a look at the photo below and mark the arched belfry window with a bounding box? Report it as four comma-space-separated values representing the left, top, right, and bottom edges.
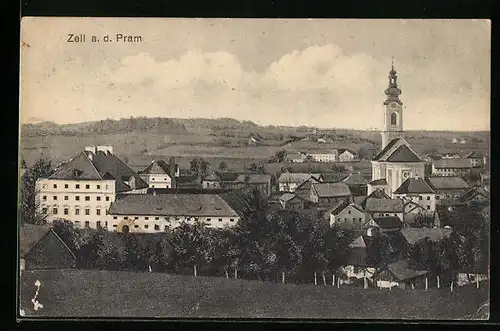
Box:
390, 112, 398, 125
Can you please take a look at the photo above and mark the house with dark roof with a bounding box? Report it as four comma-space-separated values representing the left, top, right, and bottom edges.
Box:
338, 149, 358, 162
402, 200, 432, 227
464, 151, 485, 167
342, 173, 368, 196
372, 216, 404, 233
338, 235, 377, 285
400, 227, 453, 246
284, 152, 306, 163
138, 157, 179, 189
107, 193, 240, 233
432, 158, 475, 176
35, 146, 149, 230
357, 189, 391, 210
367, 179, 390, 196
393, 178, 437, 212
279, 193, 305, 211
373, 260, 430, 289
202, 172, 272, 196
424, 176, 469, 201
326, 202, 366, 229
370, 138, 425, 199
278, 172, 323, 192
365, 198, 404, 221
310, 182, 352, 208
20, 224, 76, 274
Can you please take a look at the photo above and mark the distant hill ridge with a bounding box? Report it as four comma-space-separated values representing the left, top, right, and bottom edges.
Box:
21, 117, 489, 139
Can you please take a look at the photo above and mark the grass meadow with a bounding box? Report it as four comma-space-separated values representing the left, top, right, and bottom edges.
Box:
19, 269, 489, 319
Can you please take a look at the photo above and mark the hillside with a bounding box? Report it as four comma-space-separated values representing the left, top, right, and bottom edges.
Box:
19, 269, 489, 319
19, 118, 490, 174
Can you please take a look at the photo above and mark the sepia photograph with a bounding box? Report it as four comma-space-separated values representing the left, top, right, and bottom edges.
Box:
18, 17, 490, 320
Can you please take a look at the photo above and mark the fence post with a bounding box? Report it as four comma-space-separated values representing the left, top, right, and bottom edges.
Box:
314, 272, 317, 285
337, 277, 340, 289
234, 268, 238, 279
425, 277, 428, 291
332, 274, 335, 286
322, 271, 326, 286
450, 280, 454, 292
476, 274, 480, 289
411, 283, 415, 290
437, 275, 440, 289
282, 271, 285, 284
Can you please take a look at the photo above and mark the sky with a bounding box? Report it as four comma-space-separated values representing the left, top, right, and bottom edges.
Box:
20, 18, 490, 131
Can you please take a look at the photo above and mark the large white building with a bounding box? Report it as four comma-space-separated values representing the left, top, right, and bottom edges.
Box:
107, 193, 241, 233
35, 146, 149, 229
370, 64, 426, 198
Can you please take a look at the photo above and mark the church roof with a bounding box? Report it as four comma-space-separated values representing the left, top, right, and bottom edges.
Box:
369, 179, 388, 186
393, 178, 435, 194
342, 173, 368, 185
372, 138, 422, 163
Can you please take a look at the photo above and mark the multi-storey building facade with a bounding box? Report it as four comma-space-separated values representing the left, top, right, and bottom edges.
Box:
138, 158, 179, 189
35, 146, 148, 229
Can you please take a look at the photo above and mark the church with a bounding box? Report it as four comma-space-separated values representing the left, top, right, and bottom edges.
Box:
368, 62, 426, 198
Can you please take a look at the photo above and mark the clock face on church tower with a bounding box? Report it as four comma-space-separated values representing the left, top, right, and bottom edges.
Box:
402, 171, 411, 179
390, 102, 398, 109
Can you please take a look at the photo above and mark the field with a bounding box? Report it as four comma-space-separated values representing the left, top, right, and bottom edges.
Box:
19, 269, 489, 319
19, 117, 490, 179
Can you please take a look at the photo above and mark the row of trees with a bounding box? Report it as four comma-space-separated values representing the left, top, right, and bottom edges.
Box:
19, 157, 52, 225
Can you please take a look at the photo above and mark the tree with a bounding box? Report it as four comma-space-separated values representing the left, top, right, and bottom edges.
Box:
19, 156, 52, 225
190, 157, 210, 178
247, 162, 265, 174
275, 150, 287, 163
358, 144, 378, 160
218, 161, 228, 172
413, 213, 435, 228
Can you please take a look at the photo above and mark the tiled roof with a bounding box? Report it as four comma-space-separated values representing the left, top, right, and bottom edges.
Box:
338, 148, 357, 155
342, 173, 368, 185
312, 182, 351, 197
49, 151, 148, 193
393, 178, 435, 194
400, 228, 453, 246
386, 145, 422, 162
369, 179, 388, 186
425, 177, 469, 191
279, 193, 296, 202
458, 187, 490, 203
433, 158, 473, 169
372, 138, 422, 163
321, 172, 347, 183
139, 160, 177, 175
358, 190, 391, 210
203, 174, 219, 181
465, 151, 484, 159
372, 216, 403, 229
386, 260, 430, 281
365, 198, 403, 213
91, 151, 149, 192
19, 224, 52, 257
349, 235, 368, 249
218, 190, 252, 215
307, 149, 338, 155
324, 200, 349, 219
278, 173, 322, 183
372, 138, 402, 161
49, 152, 102, 180
108, 194, 239, 217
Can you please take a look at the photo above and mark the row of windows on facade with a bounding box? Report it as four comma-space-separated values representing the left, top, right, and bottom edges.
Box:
43, 207, 103, 216
44, 183, 110, 190
111, 215, 236, 222
335, 217, 364, 222
73, 220, 172, 231
42, 195, 111, 202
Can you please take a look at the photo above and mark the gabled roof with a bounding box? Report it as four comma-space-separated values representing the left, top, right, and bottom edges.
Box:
338, 148, 357, 156
307, 149, 338, 155
372, 138, 422, 163
139, 160, 176, 175
372, 216, 403, 229
425, 177, 469, 191
324, 200, 349, 218
203, 173, 219, 181
403, 200, 426, 212
20, 224, 52, 257
279, 193, 296, 202
312, 182, 351, 198
278, 173, 322, 183
433, 159, 473, 169
385, 260, 430, 281
358, 190, 391, 210
342, 173, 368, 185
386, 145, 422, 162
365, 198, 403, 213
458, 187, 490, 203
465, 151, 484, 159
349, 235, 368, 249
91, 151, 148, 192
108, 194, 239, 217
393, 178, 435, 195
400, 228, 453, 246
369, 179, 388, 186
49, 152, 102, 180
320, 172, 347, 183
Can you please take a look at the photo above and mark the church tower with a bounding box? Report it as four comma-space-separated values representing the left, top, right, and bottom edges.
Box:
381, 60, 404, 149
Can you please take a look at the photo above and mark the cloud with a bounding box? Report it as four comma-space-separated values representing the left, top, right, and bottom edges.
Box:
22, 43, 490, 131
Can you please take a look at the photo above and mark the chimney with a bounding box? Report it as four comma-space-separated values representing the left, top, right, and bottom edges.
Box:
169, 157, 177, 188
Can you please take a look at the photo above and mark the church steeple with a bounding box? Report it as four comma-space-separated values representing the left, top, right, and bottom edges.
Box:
384, 58, 403, 106
381, 59, 404, 149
